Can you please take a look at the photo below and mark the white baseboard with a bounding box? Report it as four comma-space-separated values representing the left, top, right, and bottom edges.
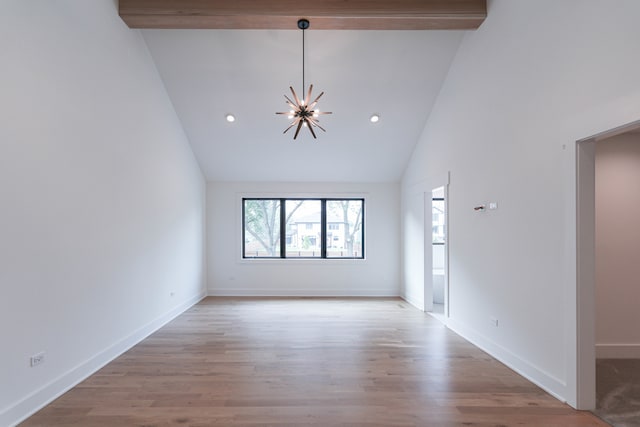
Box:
446, 317, 568, 403
596, 343, 640, 359
207, 288, 399, 297
2, 292, 206, 427
400, 294, 425, 311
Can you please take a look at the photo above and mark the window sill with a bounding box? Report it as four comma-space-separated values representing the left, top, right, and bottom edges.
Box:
239, 257, 366, 265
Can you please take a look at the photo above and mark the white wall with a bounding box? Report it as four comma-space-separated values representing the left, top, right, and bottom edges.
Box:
433, 245, 445, 304
596, 133, 640, 358
208, 182, 400, 296
402, 191, 426, 308
401, 0, 640, 407
0, 2, 206, 425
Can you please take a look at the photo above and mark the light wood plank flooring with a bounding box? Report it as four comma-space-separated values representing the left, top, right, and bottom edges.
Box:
21, 298, 608, 426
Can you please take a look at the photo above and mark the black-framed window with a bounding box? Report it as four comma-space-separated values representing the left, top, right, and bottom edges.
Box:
243, 198, 364, 259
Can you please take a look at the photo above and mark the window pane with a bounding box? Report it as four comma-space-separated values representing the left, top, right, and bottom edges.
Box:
432, 199, 445, 244
326, 200, 364, 258
285, 200, 321, 258
244, 199, 281, 257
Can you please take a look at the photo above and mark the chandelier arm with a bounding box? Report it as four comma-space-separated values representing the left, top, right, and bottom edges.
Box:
305, 84, 313, 106
283, 118, 300, 134
284, 94, 297, 106
307, 120, 317, 138
308, 118, 326, 132
308, 92, 324, 109
293, 119, 304, 139
289, 86, 301, 106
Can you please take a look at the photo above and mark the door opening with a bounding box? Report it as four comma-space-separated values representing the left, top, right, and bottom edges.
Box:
576, 119, 640, 411
429, 186, 448, 322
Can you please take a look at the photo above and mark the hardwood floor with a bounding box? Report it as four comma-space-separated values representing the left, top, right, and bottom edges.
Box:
21, 298, 607, 426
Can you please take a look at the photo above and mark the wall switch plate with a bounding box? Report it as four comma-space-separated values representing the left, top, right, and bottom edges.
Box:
489, 202, 498, 210
30, 352, 45, 367
490, 317, 499, 327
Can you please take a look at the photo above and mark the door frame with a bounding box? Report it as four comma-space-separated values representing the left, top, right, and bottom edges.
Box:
575, 119, 640, 409
402, 172, 450, 315
428, 185, 450, 319
424, 174, 450, 318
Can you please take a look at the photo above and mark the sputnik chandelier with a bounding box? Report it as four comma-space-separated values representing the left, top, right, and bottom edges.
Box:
276, 19, 331, 140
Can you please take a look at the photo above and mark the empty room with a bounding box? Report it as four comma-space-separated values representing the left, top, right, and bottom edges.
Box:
2, 1, 640, 426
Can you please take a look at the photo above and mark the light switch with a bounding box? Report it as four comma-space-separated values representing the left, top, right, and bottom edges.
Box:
489, 202, 498, 210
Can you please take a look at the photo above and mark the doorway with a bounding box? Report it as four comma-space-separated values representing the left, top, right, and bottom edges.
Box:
428, 186, 448, 323
576, 119, 640, 412
402, 172, 450, 316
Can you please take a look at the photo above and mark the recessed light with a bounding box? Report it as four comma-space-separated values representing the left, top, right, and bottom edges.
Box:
225, 114, 236, 123
370, 114, 380, 123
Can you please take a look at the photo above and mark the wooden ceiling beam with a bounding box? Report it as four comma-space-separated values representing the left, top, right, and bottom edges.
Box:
118, 0, 486, 30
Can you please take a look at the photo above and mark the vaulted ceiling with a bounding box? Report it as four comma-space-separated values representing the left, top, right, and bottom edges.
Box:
121, 1, 486, 182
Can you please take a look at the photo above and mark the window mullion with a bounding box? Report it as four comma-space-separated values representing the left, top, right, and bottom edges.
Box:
321, 199, 327, 258
242, 199, 247, 257
280, 199, 286, 258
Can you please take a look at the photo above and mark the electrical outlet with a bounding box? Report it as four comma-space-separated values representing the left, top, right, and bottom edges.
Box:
490, 317, 499, 327
30, 352, 45, 367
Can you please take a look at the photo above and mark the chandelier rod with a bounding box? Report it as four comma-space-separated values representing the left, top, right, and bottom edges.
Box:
298, 18, 309, 99
302, 23, 305, 97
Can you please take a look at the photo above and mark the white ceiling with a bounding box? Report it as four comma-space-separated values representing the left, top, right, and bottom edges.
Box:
142, 29, 465, 182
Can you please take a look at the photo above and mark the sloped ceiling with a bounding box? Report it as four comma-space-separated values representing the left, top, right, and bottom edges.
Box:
142, 29, 465, 182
